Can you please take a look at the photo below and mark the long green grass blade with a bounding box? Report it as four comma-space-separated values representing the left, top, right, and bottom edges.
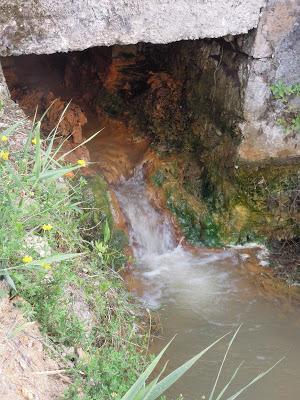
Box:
31, 106, 38, 128
146, 332, 231, 400
103, 220, 111, 243
225, 357, 285, 400
15, 253, 83, 269
0, 260, 17, 291
42, 130, 58, 169
31, 165, 81, 183
215, 362, 244, 400
134, 379, 159, 400
39, 99, 58, 123
3, 270, 17, 292
32, 122, 42, 177
23, 126, 36, 156
56, 128, 104, 162
135, 363, 168, 400
209, 325, 242, 400
43, 101, 72, 169
48, 133, 73, 162
5, 163, 22, 188
121, 338, 175, 400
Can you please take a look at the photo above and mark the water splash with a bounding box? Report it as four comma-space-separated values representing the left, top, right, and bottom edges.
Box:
115, 166, 238, 310
115, 166, 300, 400
116, 166, 176, 259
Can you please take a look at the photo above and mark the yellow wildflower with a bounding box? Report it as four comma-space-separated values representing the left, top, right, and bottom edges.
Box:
42, 224, 53, 231
77, 159, 87, 167
22, 255, 33, 264
0, 150, 9, 160
0, 135, 8, 142
42, 263, 52, 270
31, 137, 37, 145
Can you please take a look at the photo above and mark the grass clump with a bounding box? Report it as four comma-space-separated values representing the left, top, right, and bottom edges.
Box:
0, 115, 148, 399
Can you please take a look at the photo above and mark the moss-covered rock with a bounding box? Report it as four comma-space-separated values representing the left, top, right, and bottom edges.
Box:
147, 151, 300, 248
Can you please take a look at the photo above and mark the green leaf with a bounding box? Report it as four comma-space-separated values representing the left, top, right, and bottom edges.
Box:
19, 253, 83, 268
135, 363, 168, 400
146, 332, 230, 400
31, 165, 81, 182
209, 325, 242, 400
103, 219, 111, 243
42, 101, 72, 170
56, 128, 104, 162
3, 270, 17, 292
215, 362, 244, 400
0, 260, 17, 292
121, 338, 175, 400
225, 357, 285, 400
32, 122, 42, 177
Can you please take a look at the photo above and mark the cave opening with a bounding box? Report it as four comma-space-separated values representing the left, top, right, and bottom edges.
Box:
0, 37, 248, 184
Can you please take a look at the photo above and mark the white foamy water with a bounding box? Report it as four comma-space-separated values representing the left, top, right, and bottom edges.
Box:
115, 167, 300, 400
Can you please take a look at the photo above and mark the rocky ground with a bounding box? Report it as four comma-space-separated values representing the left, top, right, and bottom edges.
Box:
0, 283, 68, 400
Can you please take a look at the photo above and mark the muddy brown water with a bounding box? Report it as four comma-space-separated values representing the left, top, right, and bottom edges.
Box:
86, 122, 300, 400
115, 167, 300, 400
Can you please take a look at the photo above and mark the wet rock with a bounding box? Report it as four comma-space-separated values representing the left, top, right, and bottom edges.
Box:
45, 93, 87, 144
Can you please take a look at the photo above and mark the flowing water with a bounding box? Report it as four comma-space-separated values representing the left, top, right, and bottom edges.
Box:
115, 167, 300, 400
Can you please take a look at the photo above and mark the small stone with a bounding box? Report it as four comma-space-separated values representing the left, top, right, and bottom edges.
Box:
21, 388, 35, 400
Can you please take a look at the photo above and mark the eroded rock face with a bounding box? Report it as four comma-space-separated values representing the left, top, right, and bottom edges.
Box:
0, 0, 264, 56
45, 93, 87, 144
0, 63, 8, 98
238, 0, 300, 160
0, 0, 299, 163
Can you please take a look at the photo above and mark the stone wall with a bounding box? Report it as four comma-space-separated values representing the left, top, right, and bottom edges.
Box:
238, 0, 300, 160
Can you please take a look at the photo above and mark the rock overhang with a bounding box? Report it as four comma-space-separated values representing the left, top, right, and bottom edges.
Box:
0, 0, 265, 56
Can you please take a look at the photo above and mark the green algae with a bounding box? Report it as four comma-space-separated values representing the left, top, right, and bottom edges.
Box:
150, 155, 300, 247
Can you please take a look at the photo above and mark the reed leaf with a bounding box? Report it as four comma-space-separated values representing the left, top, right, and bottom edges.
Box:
121, 337, 175, 400
209, 324, 242, 400
215, 362, 244, 400
145, 332, 230, 400
225, 357, 285, 400
56, 128, 104, 162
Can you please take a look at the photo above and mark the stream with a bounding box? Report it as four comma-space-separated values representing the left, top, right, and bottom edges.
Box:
115, 167, 300, 400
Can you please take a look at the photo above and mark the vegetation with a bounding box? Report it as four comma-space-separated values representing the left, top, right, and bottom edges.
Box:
148, 150, 300, 273
0, 108, 288, 399
270, 81, 300, 100
122, 326, 283, 400
0, 116, 149, 399
270, 81, 300, 134
150, 160, 222, 246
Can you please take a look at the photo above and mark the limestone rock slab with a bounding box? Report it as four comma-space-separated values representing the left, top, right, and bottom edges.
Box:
0, 0, 264, 56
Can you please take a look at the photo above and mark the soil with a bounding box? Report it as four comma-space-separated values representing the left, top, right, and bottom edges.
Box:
0, 283, 68, 400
